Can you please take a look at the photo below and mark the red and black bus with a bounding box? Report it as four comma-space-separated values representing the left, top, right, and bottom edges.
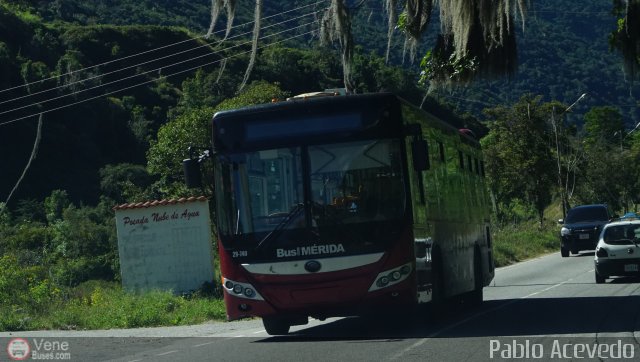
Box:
184, 92, 494, 335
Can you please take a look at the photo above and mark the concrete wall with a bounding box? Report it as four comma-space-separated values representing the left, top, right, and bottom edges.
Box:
114, 199, 214, 294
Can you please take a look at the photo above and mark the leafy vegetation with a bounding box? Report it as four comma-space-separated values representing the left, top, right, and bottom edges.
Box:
482, 96, 557, 224
492, 222, 559, 268
1, 0, 639, 331
0, 194, 225, 331
1, 278, 225, 330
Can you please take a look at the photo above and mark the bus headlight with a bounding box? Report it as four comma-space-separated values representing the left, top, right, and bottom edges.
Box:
369, 262, 413, 292
222, 278, 264, 301
390, 271, 402, 281
377, 276, 390, 287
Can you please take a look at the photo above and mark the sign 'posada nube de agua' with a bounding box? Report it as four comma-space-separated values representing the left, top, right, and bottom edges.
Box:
113, 196, 214, 294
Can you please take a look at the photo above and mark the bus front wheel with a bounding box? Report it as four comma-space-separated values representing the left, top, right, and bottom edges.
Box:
263, 316, 291, 335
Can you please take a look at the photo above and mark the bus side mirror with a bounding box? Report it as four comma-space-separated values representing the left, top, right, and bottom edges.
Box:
412, 139, 429, 171
183, 158, 202, 188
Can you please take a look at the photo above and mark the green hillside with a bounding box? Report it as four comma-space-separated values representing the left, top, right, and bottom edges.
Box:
10, 0, 637, 123
1, 0, 638, 203
447, 1, 639, 127
0, 1, 426, 205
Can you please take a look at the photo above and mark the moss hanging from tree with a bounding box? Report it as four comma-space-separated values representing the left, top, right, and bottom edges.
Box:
206, 0, 236, 40
611, 0, 640, 79
206, 0, 528, 90
238, 0, 262, 92
384, 0, 400, 63
320, 0, 355, 91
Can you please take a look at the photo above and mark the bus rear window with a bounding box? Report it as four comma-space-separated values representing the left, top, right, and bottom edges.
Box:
245, 113, 362, 142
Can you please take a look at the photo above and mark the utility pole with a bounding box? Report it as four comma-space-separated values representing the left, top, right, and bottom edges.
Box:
551, 106, 565, 219
553, 93, 586, 220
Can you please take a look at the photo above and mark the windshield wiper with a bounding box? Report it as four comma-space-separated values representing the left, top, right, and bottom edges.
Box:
255, 204, 304, 251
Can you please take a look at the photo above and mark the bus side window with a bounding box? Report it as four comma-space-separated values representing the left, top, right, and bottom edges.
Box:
412, 139, 429, 171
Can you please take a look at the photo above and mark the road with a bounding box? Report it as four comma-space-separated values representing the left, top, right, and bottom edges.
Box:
2, 251, 640, 361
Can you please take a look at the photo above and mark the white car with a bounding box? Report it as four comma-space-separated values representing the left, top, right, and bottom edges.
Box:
594, 218, 640, 283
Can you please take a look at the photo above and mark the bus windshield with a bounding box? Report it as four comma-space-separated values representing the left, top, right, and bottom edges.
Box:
214, 139, 407, 259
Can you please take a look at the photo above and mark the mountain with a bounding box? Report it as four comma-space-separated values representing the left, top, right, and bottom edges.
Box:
448, 1, 639, 127
0, 1, 421, 205
0, 0, 638, 207
13, 0, 637, 124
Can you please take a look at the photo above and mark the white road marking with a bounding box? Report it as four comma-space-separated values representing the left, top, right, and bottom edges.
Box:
389, 277, 576, 360
521, 278, 573, 298
156, 350, 178, 356
193, 341, 216, 347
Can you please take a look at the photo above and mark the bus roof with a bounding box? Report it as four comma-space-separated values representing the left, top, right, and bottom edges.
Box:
212, 92, 398, 121
211, 92, 480, 150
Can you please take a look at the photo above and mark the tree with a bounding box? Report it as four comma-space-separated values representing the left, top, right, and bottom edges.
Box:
20, 60, 50, 94
205, 0, 640, 91
255, 46, 342, 95
207, 0, 528, 90
44, 189, 70, 223
99, 163, 153, 203
583, 106, 625, 148
576, 141, 627, 211
610, 0, 640, 80
628, 132, 640, 210
146, 81, 289, 199
577, 106, 637, 211
177, 68, 236, 112
482, 95, 556, 225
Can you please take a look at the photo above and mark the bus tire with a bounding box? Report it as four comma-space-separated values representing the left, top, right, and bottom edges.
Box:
263, 317, 291, 335
428, 249, 445, 319
467, 249, 483, 306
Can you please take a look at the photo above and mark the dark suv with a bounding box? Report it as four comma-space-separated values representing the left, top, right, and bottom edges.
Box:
559, 204, 614, 257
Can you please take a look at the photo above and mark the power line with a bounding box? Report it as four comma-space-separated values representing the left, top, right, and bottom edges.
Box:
0, 9, 320, 109
0, 0, 327, 97
0, 26, 317, 127
0, 14, 320, 116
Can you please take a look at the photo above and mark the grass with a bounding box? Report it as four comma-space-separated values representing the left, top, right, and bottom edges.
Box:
0, 221, 559, 332
0, 280, 226, 331
492, 220, 559, 267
